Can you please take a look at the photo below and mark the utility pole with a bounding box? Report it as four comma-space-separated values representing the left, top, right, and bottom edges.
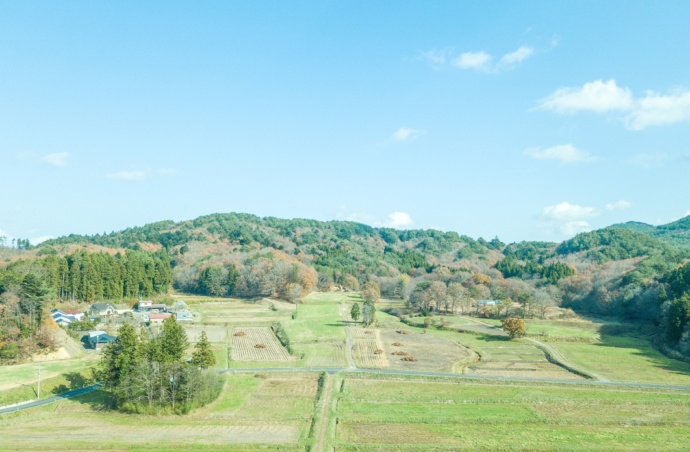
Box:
37, 363, 41, 399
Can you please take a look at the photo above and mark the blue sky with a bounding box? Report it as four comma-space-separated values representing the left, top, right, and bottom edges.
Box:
1, 1, 689, 244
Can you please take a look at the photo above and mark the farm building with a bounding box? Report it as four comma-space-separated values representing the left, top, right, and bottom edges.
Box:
148, 313, 173, 325
478, 299, 498, 307
51, 309, 84, 326
174, 310, 193, 322
137, 301, 169, 313
136, 300, 153, 310
88, 330, 117, 350
89, 302, 117, 317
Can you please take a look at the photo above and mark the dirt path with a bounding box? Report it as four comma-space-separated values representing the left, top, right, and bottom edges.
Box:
459, 316, 605, 381
340, 303, 356, 369
525, 337, 608, 382
312, 373, 334, 452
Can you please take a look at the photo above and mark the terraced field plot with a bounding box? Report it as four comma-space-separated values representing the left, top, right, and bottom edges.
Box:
231, 327, 292, 361
194, 299, 294, 324
184, 324, 228, 343
352, 328, 389, 368
295, 342, 348, 367
376, 310, 572, 377
331, 377, 690, 450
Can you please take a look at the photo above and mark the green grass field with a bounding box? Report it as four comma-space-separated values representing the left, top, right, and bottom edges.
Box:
0, 372, 319, 451
331, 376, 690, 450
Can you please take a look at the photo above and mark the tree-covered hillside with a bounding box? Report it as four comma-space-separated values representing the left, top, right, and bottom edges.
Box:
4, 212, 690, 360
610, 215, 690, 248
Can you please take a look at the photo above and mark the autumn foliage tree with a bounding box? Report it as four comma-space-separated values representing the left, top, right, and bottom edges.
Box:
502, 317, 526, 339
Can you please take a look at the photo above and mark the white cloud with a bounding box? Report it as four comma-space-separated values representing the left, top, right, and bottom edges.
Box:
538, 79, 633, 114
525, 144, 595, 164
340, 210, 414, 229
454, 51, 492, 70
541, 202, 597, 237
40, 152, 70, 168
500, 46, 534, 65
625, 90, 690, 130
105, 170, 146, 181
539, 80, 690, 130
543, 202, 597, 222
560, 220, 592, 236
391, 127, 426, 142
453, 47, 534, 72
605, 200, 633, 211
384, 212, 414, 228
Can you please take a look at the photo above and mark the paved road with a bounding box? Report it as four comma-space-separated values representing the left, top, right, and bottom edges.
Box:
0, 383, 102, 415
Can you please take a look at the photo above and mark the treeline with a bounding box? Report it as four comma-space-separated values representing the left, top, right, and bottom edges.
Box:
0, 249, 172, 360
98, 319, 222, 414
0, 249, 172, 302
495, 259, 576, 283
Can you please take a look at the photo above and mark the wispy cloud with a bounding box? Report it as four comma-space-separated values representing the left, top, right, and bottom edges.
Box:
391, 127, 426, 142
452, 46, 535, 73
105, 170, 146, 181
525, 144, 596, 164
453, 51, 493, 70
499, 46, 534, 66
40, 152, 70, 168
158, 168, 177, 177
538, 79, 690, 130
605, 200, 633, 211
420, 48, 452, 69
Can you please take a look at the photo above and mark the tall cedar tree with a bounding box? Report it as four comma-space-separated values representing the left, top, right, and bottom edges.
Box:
191, 331, 216, 368
350, 302, 360, 323
159, 316, 189, 362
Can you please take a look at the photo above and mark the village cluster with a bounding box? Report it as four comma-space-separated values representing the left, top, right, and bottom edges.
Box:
49, 300, 196, 350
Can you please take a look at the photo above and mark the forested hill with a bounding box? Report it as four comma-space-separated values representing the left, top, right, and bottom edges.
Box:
4, 212, 690, 359
609, 215, 690, 248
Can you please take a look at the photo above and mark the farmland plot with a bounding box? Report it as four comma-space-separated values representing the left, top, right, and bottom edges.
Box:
379, 329, 471, 372
352, 328, 389, 368
465, 341, 582, 380
331, 377, 690, 450
184, 324, 227, 343
0, 373, 318, 451
231, 327, 291, 361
